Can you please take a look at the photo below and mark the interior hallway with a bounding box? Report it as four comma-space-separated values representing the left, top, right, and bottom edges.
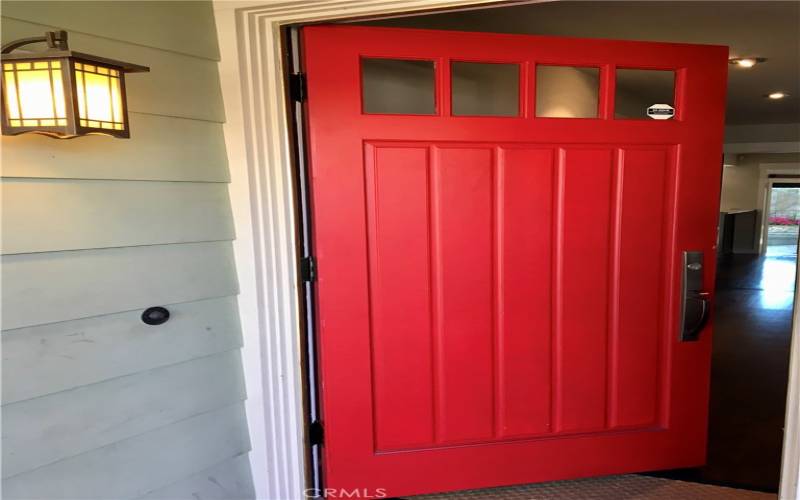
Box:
657, 245, 798, 492
708, 248, 796, 491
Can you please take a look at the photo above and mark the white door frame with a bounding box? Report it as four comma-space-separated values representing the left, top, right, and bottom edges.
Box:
212, 2, 800, 498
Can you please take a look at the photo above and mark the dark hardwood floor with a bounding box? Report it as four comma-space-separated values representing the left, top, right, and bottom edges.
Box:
651, 247, 797, 492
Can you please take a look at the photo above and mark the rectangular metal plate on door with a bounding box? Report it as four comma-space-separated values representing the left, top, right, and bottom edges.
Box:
680, 250, 711, 342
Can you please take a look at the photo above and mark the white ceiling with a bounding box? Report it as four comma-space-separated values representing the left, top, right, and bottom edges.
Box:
359, 1, 800, 125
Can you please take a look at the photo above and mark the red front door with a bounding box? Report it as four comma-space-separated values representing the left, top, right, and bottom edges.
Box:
302, 25, 727, 497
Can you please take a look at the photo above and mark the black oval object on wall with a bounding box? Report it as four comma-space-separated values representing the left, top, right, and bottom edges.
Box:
141, 306, 170, 325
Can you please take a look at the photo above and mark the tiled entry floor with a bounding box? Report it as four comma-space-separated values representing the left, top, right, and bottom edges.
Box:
407, 474, 774, 499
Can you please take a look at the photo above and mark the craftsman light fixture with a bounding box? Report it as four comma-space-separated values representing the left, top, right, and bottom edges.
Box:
1, 31, 149, 138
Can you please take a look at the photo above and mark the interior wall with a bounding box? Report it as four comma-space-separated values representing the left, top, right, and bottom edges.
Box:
720, 153, 800, 212
720, 156, 764, 212
0, 2, 254, 499
725, 123, 800, 144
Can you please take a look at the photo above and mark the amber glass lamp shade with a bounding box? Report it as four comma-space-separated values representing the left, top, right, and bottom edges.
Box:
1, 31, 148, 139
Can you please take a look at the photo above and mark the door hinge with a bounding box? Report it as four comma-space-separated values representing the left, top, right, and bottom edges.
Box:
289, 72, 307, 102
309, 420, 324, 446
300, 256, 316, 282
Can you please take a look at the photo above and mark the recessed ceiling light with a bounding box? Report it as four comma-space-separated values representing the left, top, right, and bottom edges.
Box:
766, 92, 789, 100
729, 57, 767, 68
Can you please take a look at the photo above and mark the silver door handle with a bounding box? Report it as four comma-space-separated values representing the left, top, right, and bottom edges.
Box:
683, 291, 710, 340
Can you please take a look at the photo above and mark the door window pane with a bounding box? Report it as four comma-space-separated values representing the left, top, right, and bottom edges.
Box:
361, 58, 436, 115
615, 69, 675, 119
535, 65, 599, 118
451, 62, 519, 116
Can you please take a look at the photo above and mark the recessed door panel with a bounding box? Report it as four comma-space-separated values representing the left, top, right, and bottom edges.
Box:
496, 147, 554, 438
433, 147, 495, 444
557, 148, 614, 433
365, 144, 435, 451
612, 148, 671, 429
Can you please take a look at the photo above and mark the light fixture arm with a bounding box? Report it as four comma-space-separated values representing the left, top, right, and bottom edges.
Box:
1, 30, 68, 54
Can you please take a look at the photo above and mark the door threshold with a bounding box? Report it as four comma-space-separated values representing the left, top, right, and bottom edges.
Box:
400, 474, 773, 499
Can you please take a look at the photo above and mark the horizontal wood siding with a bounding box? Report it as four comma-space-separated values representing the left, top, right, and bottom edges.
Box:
3, 350, 246, 477
3, 297, 242, 404
2, 18, 225, 122
2, 242, 238, 330
2, 179, 235, 254
138, 454, 256, 500
2, 404, 251, 500
1, 113, 229, 182
1, 1, 253, 498
1, 1, 220, 60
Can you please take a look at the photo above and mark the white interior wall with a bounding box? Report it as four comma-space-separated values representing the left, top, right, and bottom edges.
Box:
726, 123, 800, 144
721, 157, 765, 212
720, 153, 800, 213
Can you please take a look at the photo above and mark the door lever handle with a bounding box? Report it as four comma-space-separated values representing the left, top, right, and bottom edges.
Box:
683, 291, 711, 339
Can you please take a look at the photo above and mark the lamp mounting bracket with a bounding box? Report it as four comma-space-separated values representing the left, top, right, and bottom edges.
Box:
2, 30, 68, 54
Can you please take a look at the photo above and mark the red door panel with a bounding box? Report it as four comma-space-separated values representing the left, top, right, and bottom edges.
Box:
496, 147, 554, 438
364, 144, 435, 451
558, 148, 614, 433
303, 25, 727, 497
613, 148, 670, 429
434, 147, 495, 444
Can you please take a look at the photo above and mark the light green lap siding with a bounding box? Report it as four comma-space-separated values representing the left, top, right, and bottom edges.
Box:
1, 1, 252, 498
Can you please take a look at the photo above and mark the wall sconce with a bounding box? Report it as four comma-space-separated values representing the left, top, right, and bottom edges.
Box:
1, 31, 149, 139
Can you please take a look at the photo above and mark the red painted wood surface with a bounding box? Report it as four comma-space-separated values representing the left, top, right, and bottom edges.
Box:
302, 25, 727, 498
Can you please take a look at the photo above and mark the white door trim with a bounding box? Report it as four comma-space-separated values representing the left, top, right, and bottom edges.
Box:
212, 2, 800, 498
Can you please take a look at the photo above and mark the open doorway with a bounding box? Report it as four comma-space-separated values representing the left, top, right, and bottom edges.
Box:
765, 183, 800, 257
667, 162, 800, 492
